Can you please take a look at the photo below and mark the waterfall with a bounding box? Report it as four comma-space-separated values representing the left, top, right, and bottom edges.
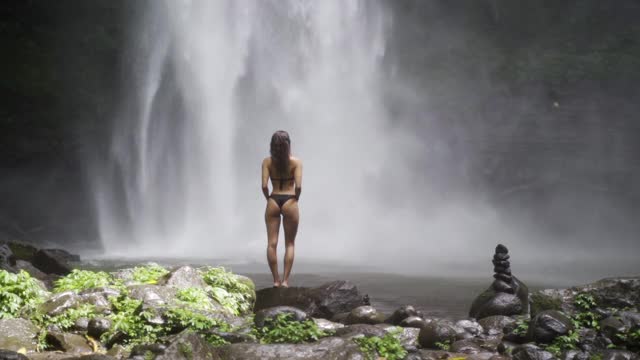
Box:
93, 1, 396, 260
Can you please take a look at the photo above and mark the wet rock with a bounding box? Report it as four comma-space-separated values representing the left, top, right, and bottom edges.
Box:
127, 284, 176, 310
345, 305, 385, 325
211, 336, 363, 360
331, 312, 350, 324
563, 350, 590, 360
0, 349, 29, 360
396, 327, 421, 347
313, 318, 345, 331
601, 350, 639, 360
498, 340, 519, 355
0, 242, 14, 271
5, 241, 38, 263
385, 305, 421, 325
254, 306, 309, 328
456, 319, 484, 337
574, 278, 640, 310
39, 291, 81, 316
46, 331, 93, 354
512, 343, 556, 360
530, 291, 564, 317
254, 280, 366, 319
451, 339, 484, 354
335, 323, 387, 338
160, 266, 206, 289
528, 310, 574, 344
88, 317, 112, 339
73, 317, 89, 332
616, 311, 640, 328
106, 345, 128, 358
599, 316, 627, 345
470, 245, 529, 319
79, 287, 120, 313
401, 316, 429, 329
32, 248, 80, 275
0, 318, 40, 352
478, 315, 516, 336
418, 320, 458, 349
130, 343, 168, 358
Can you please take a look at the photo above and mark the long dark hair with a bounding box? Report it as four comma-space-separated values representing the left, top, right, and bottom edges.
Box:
270, 130, 291, 176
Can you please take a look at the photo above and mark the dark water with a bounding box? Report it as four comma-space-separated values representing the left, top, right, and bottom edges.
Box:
82, 257, 570, 319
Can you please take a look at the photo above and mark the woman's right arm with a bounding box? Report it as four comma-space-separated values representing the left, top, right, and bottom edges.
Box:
294, 159, 303, 200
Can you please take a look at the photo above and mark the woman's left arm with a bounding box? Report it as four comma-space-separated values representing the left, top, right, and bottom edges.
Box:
261, 159, 270, 200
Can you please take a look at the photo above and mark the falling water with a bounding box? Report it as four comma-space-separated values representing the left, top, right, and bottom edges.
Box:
93, 1, 405, 261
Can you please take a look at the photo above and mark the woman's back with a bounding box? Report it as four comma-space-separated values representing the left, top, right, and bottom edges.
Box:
265, 156, 300, 195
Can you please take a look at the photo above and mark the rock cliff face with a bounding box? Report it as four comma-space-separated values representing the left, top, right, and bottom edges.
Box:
469, 244, 529, 319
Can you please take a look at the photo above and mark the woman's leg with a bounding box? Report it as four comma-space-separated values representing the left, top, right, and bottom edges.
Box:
281, 199, 299, 287
265, 199, 282, 286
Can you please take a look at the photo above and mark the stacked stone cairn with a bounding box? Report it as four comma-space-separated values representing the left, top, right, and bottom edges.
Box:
491, 244, 515, 293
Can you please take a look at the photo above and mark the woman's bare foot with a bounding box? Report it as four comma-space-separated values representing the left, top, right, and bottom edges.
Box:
273, 280, 282, 288
281, 280, 289, 288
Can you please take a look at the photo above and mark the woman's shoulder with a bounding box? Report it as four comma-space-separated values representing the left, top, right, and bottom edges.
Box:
262, 157, 272, 165
290, 156, 302, 165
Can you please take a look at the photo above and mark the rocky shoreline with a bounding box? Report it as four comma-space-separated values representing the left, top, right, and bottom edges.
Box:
0, 242, 638, 360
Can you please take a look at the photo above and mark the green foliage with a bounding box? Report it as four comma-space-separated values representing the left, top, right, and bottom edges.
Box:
0, 270, 47, 319
572, 311, 600, 330
513, 318, 530, 337
165, 307, 229, 333
252, 313, 329, 344
544, 329, 580, 357
353, 329, 408, 360
53, 269, 117, 293
574, 293, 597, 312
434, 340, 451, 351
176, 287, 212, 310
589, 353, 603, 360
177, 340, 193, 360
200, 267, 254, 315
131, 263, 169, 285
100, 294, 162, 346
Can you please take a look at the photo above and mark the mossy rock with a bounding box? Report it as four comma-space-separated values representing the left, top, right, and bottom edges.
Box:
530, 291, 562, 317
7, 241, 38, 263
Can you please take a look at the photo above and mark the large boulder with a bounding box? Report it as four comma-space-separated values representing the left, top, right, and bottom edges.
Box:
159, 266, 206, 289
254, 280, 367, 319
528, 310, 574, 344
344, 306, 385, 325
39, 291, 81, 316
478, 315, 516, 336
46, 332, 93, 354
31, 248, 80, 275
418, 320, 458, 349
601, 350, 640, 360
151, 331, 219, 360
574, 277, 640, 309
0, 319, 40, 352
334, 324, 387, 338
0, 242, 14, 271
385, 305, 421, 325
212, 336, 363, 360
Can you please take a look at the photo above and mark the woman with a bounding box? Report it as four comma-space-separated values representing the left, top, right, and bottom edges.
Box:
261, 130, 302, 287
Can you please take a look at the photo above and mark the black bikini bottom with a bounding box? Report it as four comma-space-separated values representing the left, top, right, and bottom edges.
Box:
269, 194, 296, 208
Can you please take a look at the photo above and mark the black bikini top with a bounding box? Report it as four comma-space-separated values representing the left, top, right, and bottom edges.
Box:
271, 176, 294, 190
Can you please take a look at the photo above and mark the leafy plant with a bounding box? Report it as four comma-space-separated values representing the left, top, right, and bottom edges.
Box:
200, 267, 254, 315
166, 307, 229, 333
513, 318, 530, 336
100, 295, 162, 346
434, 340, 451, 351
572, 311, 600, 329
544, 329, 580, 357
353, 329, 408, 360
176, 287, 212, 310
45, 303, 98, 330
131, 263, 169, 285
0, 270, 47, 319
574, 293, 597, 312
53, 269, 117, 293
252, 313, 329, 344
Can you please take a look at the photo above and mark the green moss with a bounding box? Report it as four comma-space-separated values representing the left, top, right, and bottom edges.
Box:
6, 242, 37, 262
530, 292, 562, 317
178, 341, 193, 360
